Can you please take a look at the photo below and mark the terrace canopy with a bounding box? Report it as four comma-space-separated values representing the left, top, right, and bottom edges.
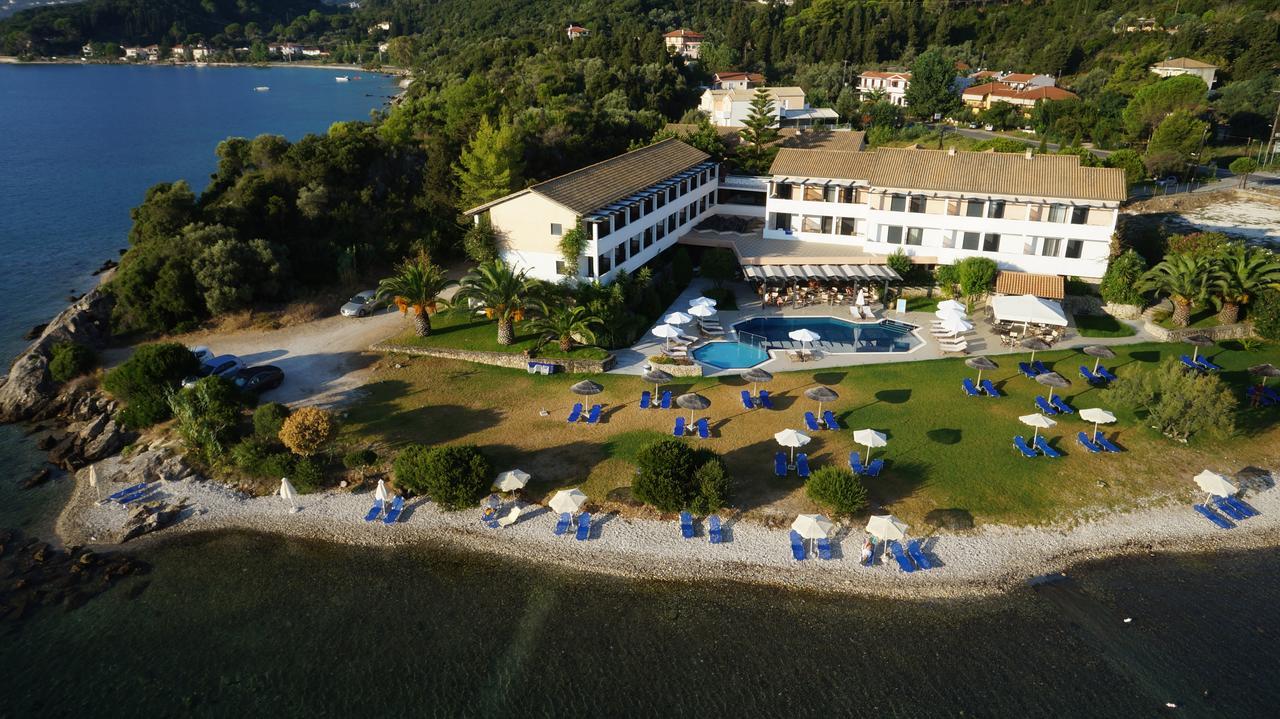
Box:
740, 263, 902, 283
989, 294, 1068, 327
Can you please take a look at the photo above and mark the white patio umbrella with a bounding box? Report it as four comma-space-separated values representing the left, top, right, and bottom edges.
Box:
87, 464, 100, 501
937, 299, 967, 314
664, 311, 693, 325
1079, 408, 1117, 438
651, 323, 682, 348
689, 296, 717, 307
1193, 470, 1237, 499
279, 478, 299, 513
935, 307, 968, 322
495, 469, 530, 492
791, 514, 834, 540
854, 289, 867, 306
935, 314, 973, 336
852, 428, 888, 461
549, 488, 588, 515
788, 328, 821, 343
1018, 413, 1057, 443
375, 478, 389, 503
687, 303, 718, 319
866, 514, 908, 542
773, 428, 811, 463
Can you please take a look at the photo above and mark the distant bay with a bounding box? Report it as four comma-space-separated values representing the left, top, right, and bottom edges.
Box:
0, 63, 398, 362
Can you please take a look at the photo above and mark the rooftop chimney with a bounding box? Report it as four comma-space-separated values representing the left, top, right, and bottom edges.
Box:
947, 147, 957, 156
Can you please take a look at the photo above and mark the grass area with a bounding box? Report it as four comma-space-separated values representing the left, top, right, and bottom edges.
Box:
904, 296, 944, 313
1074, 314, 1137, 338
342, 341, 1280, 529
384, 311, 609, 360
1155, 307, 1221, 331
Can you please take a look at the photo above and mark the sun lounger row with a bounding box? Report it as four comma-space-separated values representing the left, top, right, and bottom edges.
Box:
1214, 495, 1259, 522
1247, 385, 1280, 406
641, 390, 674, 409
847, 451, 883, 477
1181, 355, 1222, 373
106, 482, 152, 505
678, 512, 726, 543
553, 512, 592, 540
938, 339, 968, 354
775, 451, 810, 477
364, 496, 404, 524
961, 378, 1001, 397
566, 402, 603, 424
1013, 435, 1061, 458
1034, 394, 1074, 415
699, 319, 724, 336
739, 389, 774, 410
1193, 504, 1235, 529
802, 410, 839, 431
1076, 431, 1122, 453
1019, 360, 1050, 378
674, 417, 711, 438
1079, 365, 1118, 384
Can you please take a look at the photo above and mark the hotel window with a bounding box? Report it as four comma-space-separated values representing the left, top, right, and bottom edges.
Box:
1070, 206, 1089, 224
629, 204, 639, 223
550, 223, 563, 236
643, 196, 653, 214
905, 227, 924, 245
1047, 203, 1068, 223
885, 226, 904, 244
598, 252, 612, 274
962, 231, 981, 250
908, 195, 926, 213
889, 193, 907, 212
773, 182, 793, 200
612, 212, 624, 231
629, 236, 641, 256
655, 192, 666, 209
982, 233, 1001, 252
555, 260, 567, 276
656, 223, 666, 240
803, 184, 825, 202
1041, 237, 1062, 256
824, 185, 840, 203
667, 214, 677, 233
615, 245, 627, 266
801, 216, 832, 233
838, 186, 856, 203
837, 218, 858, 236
774, 213, 791, 231
594, 220, 610, 240
965, 199, 984, 217
644, 227, 654, 248
679, 207, 688, 225
988, 199, 1006, 219
1065, 239, 1084, 259
583, 257, 594, 278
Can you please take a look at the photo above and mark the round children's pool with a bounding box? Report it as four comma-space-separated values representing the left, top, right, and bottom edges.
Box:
692, 341, 770, 370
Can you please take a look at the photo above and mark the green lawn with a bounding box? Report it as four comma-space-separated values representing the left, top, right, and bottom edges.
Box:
904, 296, 944, 313
343, 341, 1280, 528
1155, 307, 1221, 331
383, 311, 609, 360
1074, 314, 1137, 338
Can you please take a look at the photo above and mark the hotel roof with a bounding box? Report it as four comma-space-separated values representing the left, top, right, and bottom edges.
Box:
1153, 57, 1216, 69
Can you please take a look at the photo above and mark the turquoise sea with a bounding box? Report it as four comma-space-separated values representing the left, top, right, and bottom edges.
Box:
3, 63, 1280, 718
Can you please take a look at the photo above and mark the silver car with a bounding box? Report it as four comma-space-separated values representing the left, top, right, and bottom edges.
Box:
340, 290, 385, 317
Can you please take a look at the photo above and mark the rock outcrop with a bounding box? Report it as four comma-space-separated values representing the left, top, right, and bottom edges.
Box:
117, 500, 188, 543
0, 286, 114, 423
42, 392, 135, 471
0, 529, 149, 622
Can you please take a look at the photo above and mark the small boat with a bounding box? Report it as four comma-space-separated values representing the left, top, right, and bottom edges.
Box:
335, 75, 350, 82
254, 86, 270, 92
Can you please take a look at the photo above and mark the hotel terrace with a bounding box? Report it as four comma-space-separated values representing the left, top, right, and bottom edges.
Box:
466, 132, 1126, 285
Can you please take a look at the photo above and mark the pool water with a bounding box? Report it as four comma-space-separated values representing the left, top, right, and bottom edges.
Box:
735, 316, 919, 352
692, 341, 770, 369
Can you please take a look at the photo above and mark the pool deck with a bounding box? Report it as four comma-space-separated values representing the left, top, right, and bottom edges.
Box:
608, 279, 1154, 377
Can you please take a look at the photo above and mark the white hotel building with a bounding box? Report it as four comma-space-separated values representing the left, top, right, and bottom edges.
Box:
467, 133, 1125, 284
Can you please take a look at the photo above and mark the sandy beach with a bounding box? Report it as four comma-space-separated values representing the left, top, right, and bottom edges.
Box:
57, 447, 1280, 599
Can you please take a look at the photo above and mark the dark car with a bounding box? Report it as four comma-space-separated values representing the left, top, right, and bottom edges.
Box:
181, 354, 243, 388
233, 365, 285, 394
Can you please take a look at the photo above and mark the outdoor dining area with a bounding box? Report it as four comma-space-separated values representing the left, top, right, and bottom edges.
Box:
740, 263, 901, 310
986, 294, 1070, 348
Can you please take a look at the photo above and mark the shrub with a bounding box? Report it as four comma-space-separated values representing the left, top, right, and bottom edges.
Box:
805, 466, 868, 515
1100, 249, 1148, 306
1252, 289, 1280, 340
1111, 359, 1237, 441
231, 436, 277, 473
253, 402, 292, 438
463, 216, 499, 264
392, 444, 491, 510
702, 286, 737, 310
633, 438, 728, 513
955, 256, 998, 302
289, 456, 326, 493
167, 376, 246, 461
103, 342, 200, 428
886, 249, 913, 279
258, 452, 296, 480
671, 247, 694, 287
278, 406, 337, 457
699, 248, 737, 288
690, 458, 731, 515
343, 448, 379, 480
48, 342, 97, 383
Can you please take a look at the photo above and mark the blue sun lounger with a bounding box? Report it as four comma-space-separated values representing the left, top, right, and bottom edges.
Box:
554, 512, 571, 535
775, 451, 788, 477
364, 500, 383, 522
1050, 394, 1075, 414
1034, 436, 1061, 458
1093, 432, 1122, 453
1019, 362, 1039, 378
741, 390, 754, 409
1198, 357, 1222, 371
708, 515, 724, 544
816, 537, 833, 560
1014, 435, 1038, 458
962, 378, 981, 397
1034, 396, 1058, 415
586, 404, 603, 423
1193, 504, 1234, 529
1096, 365, 1118, 382
1032, 360, 1049, 375
907, 539, 932, 570
823, 410, 838, 430
695, 418, 710, 439
672, 416, 686, 436
1225, 496, 1258, 518
804, 411, 821, 432
566, 402, 583, 423
789, 530, 807, 560
1212, 496, 1248, 521
1181, 355, 1204, 372
1080, 365, 1103, 384
107, 482, 147, 502
576, 512, 592, 541
1077, 431, 1103, 453
849, 451, 864, 474
640, 391, 652, 409
758, 390, 774, 409
980, 379, 1001, 397
680, 511, 695, 538
660, 391, 672, 409
113, 483, 151, 503
796, 453, 811, 478
888, 540, 915, 572
863, 458, 884, 477
382, 496, 405, 524
1248, 386, 1280, 406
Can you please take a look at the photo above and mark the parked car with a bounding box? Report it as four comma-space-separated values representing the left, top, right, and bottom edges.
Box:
967, 122, 978, 129
182, 355, 243, 388
232, 365, 285, 394
190, 345, 214, 364
1155, 176, 1179, 188
983, 123, 994, 131
340, 290, 385, 317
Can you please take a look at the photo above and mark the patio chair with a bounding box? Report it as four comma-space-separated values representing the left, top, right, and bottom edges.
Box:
680, 511, 695, 539
1018, 362, 1039, 378
1013, 435, 1038, 458
774, 451, 788, 477
1180, 355, 1203, 372
804, 411, 822, 432
1193, 504, 1234, 529
1096, 366, 1118, 382
758, 390, 774, 409
888, 540, 916, 573
363, 499, 384, 522
1032, 360, 1049, 375
1034, 396, 1058, 415
1093, 432, 1122, 453
906, 540, 932, 570
1079, 365, 1103, 384
848, 451, 864, 474
980, 379, 1001, 397
863, 458, 884, 477
672, 416, 686, 436
962, 378, 981, 397
1196, 356, 1223, 372
1224, 496, 1259, 518
585, 404, 603, 424
566, 402, 584, 423
660, 391, 673, 409
816, 537, 833, 560
1212, 496, 1248, 522
554, 512, 572, 535
822, 410, 839, 430
1049, 395, 1074, 414
1076, 431, 1103, 453
575, 512, 592, 541
695, 418, 710, 439
382, 496, 405, 524
708, 515, 724, 544
640, 390, 652, 409
789, 530, 807, 561
796, 453, 810, 478
1034, 436, 1061, 458
741, 390, 755, 410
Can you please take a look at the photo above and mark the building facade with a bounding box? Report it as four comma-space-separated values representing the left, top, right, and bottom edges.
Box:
1149, 57, 1217, 88
857, 71, 911, 106
663, 29, 704, 59
698, 87, 837, 128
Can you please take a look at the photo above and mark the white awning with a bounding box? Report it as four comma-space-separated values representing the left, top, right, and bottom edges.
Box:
782, 265, 806, 279
990, 294, 1069, 327
742, 265, 764, 280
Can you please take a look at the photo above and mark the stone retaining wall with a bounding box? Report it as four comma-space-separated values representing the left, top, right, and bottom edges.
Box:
645, 360, 704, 377
371, 343, 615, 374
1141, 321, 1256, 342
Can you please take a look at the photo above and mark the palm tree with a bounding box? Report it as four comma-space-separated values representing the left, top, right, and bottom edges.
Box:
527, 302, 603, 353
453, 260, 539, 345
1207, 245, 1280, 324
375, 259, 455, 337
1138, 253, 1209, 327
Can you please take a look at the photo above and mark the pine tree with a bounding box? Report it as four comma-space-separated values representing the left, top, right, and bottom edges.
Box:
454, 117, 525, 210
739, 88, 780, 173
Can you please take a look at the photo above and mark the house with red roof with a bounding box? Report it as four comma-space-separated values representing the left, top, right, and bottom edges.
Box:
663, 29, 704, 59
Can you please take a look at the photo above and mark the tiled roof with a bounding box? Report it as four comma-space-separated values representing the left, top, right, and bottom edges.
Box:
715, 71, 765, 83
859, 70, 911, 80
525, 139, 710, 214
963, 82, 1077, 102
1154, 57, 1216, 69
994, 271, 1065, 300
768, 146, 1126, 202
664, 29, 704, 39
779, 130, 866, 152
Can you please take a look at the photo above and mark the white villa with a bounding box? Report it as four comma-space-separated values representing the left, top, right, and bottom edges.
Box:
663, 29, 704, 59
698, 87, 838, 128
857, 71, 911, 106
1149, 57, 1217, 88
466, 132, 1126, 285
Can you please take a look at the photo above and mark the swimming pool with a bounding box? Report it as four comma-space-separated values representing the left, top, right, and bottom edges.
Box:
734, 316, 920, 353
692, 341, 770, 370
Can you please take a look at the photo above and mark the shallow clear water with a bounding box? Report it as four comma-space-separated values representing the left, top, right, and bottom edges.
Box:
735, 316, 919, 352
692, 340, 769, 369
